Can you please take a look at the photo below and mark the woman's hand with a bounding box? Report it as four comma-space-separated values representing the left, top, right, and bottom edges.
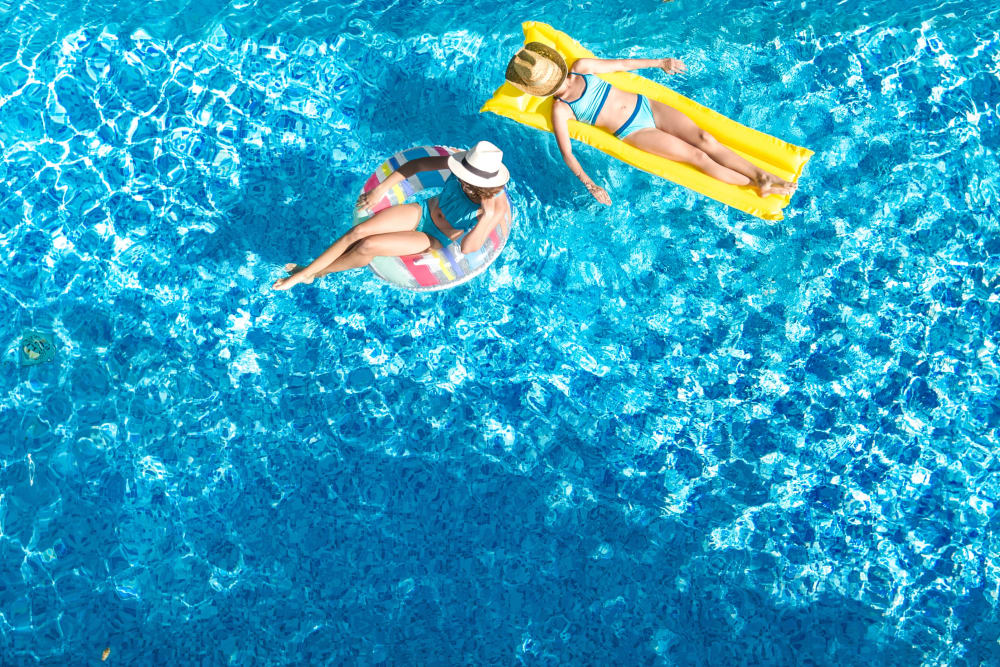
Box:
587, 183, 612, 205
660, 58, 686, 75
355, 188, 383, 211
355, 155, 449, 211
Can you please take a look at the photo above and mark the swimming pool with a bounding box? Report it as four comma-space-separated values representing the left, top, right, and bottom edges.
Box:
1, 0, 998, 663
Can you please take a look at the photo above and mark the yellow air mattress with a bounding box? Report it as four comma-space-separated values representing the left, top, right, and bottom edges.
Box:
482, 21, 813, 220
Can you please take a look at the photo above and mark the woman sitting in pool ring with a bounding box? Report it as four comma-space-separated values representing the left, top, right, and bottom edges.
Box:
272, 141, 511, 290
504, 42, 797, 205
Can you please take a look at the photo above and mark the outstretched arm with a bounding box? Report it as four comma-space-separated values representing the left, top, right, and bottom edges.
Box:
356, 156, 451, 210
551, 101, 612, 205
572, 56, 685, 75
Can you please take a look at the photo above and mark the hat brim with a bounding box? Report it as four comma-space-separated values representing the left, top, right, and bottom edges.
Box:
524, 42, 568, 87
448, 151, 510, 188
506, 41, 568, 97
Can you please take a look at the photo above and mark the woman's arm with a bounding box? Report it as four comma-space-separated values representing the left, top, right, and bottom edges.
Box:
460, 195, 503, 254
356, 155, 451, 209
551, 101, 612, 205
572, 57, 685, 75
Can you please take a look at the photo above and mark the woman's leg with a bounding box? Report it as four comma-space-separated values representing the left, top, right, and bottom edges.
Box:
315, 231, 432, 276
273, 203, 423, 290
625, 127, 751, 186
633, 101, 797, 196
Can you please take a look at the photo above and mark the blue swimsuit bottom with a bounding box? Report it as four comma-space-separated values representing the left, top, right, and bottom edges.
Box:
614, 95, 656, 139
416, 176, 483, 247
416, 201, 453, 247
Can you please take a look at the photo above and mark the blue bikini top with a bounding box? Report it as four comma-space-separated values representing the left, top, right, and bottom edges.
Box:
436, 177, 482, 231
557, 73, 611, 125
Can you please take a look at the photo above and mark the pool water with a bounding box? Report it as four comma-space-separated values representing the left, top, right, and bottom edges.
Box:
2, 0, 999, 663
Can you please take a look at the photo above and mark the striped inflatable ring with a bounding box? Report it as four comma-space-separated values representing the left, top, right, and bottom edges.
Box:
360, 145, 514, 292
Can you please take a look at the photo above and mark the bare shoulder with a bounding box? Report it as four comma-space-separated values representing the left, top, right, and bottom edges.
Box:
551, 99, 572, 121
498, 190, 511, 216
485, 190, 510, 214
482, 192, 501, 213
495, 189, 510, 211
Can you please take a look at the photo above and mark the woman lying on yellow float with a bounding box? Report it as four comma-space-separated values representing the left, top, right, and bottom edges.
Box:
504, 41, 798, 206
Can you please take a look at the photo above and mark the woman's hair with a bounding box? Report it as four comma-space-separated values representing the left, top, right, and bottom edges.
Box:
459, 180, 504, 203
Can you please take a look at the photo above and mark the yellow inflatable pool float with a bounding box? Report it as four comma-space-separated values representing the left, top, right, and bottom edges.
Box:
482, 22, 813, 221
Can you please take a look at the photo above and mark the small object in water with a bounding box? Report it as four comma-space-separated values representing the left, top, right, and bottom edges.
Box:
102, 647, 111, 661
19, 330, 57, 366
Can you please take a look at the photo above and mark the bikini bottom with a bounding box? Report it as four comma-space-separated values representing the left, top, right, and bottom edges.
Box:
416, 200, 455, 248
614, 95, 656, 139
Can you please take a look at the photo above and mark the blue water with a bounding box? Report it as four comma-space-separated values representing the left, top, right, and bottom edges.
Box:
2, 0, 999, 663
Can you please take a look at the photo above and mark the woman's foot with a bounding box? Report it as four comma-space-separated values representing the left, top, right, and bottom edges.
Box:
753, 173, 798, 197
272, 264, 314, 291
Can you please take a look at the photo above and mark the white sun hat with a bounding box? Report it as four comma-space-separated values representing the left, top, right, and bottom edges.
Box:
447, 140, 510, 188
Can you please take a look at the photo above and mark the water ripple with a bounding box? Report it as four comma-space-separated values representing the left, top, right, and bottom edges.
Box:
1, 0, 1000, 664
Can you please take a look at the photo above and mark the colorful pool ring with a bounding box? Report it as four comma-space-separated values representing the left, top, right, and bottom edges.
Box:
360, 145, 514, 291
482, 22, 814, 221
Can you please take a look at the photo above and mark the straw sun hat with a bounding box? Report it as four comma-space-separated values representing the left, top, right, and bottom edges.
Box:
505, 41, 568, 97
